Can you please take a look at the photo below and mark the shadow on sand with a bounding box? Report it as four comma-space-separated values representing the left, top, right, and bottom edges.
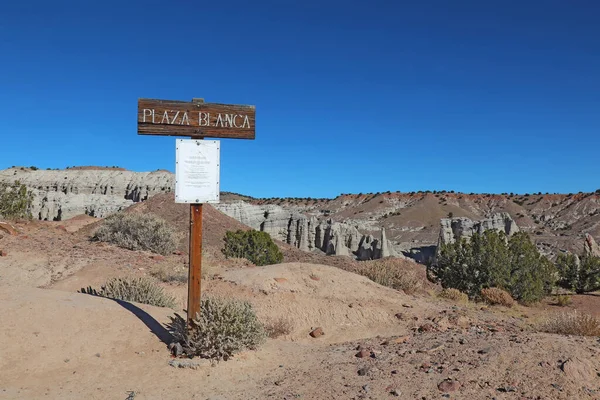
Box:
111, 299, 174, 344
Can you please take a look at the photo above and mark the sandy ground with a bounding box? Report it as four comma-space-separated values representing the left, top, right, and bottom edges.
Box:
1, 216, 600, 399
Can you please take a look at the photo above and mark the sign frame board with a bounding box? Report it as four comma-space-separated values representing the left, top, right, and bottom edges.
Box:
175, 139, 220, 204
138, 97, 255, 325
138, 98, 255, 139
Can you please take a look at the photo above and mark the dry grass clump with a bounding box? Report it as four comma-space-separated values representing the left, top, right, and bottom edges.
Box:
439, 288, 469, 303
538, 311, 600, 337
80, 276, 176, 308
555, 294, 572, 307
150, 264, 188, 285
92, 212, 178, 255
167, 297, 266, 361
358, 259, 423, 294
480, 287, 515, 307
263, 317, 293, 338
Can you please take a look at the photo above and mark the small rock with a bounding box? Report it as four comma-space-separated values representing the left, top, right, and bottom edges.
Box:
357, 367, 369, 376
438, 380, 461, 392
0, 250, 7, 257
362, 385, 370, 393
355, 349, 371, 358
551, 383, 563, 391
393, 336, 410, 344
168, 342, 184, 357
478, 347, 491, 354
391, 370, 398, 375
390, 389, 401, 396
459, 338, 467, 345
274, 277, 288, 284
309, 327, 324, 338
402, 303, 413, 308
561, 357, 596, 382
418, 323, 435, 332
497, 386, 517, 393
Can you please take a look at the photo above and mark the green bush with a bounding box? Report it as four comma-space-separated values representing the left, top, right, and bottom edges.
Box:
222, 230, 283, 266
0, 180, 34, 219
80, 276, 176, 308
556, 252, 600, 294
429, 231, 555, 303
167, 297, 266, 361
92, 212, 177, 255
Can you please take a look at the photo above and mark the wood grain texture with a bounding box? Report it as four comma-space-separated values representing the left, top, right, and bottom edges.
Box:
187, 204, 203, 323
138, 98, 255, 139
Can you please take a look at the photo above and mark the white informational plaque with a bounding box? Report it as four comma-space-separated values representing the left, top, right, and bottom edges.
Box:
175, 139, 220, 204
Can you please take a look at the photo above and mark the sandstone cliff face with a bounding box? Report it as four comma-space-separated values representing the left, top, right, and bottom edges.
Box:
437, 212, 520, 247
214, 201, 399, 260
0, 168, 174, 220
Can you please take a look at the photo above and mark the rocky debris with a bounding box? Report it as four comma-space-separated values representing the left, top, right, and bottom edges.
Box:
0, 168, 174, 221
584, 233, 600, 257
309, 327, 324, 338
168, 359, 210, 370
0, 250, 7, 257
438, 212, 519, 247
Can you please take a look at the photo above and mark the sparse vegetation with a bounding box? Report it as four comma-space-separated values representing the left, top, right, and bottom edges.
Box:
80, 276, 176, 308
92, 213, 178, 255
430, 231, 555, 303
150, 264, 188, 285
167, 297, 266, 361
538, 311, 600, 337
438, 288, 468, 303
0, 180, 34, 219
480, 287, 515, 307
222, 230, 283, 266
358, 260, 423, 294
263, 316, 293, 338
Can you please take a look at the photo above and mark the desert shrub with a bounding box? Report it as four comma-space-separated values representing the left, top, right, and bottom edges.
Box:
438, 288, 468, 303
430, 231, 555, 303
556, 252, 600, 294
359, 260, 423, 294
538, 311, 600, 336
480, 287, 515, 307
555, 294, 572, 307
92, 213, 177, 255
222, 229, 283, 266
264, 316, 293, 338
167, 297, 266, 361
80, 276, 176, 308
0, 180, 34, 219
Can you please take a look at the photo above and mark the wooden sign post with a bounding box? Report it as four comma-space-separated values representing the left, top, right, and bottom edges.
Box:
138, 98, 255, 324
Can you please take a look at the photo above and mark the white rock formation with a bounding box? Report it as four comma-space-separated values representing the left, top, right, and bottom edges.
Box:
214, 201, 399, 260
0, 168, 174, 220
438, 212, 520, 246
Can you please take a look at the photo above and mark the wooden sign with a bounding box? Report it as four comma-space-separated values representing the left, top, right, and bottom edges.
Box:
138, 98, 255, 139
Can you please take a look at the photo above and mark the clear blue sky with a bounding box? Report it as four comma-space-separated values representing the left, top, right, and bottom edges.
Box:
1, 1, 598, 198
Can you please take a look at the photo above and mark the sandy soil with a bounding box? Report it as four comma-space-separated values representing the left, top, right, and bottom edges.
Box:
1, 214, 600, 400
